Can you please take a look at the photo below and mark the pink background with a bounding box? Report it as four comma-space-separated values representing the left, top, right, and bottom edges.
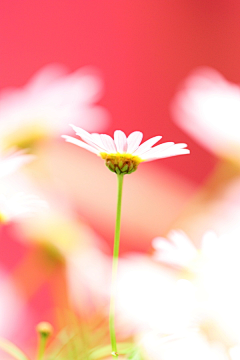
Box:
2, 1, 240, 184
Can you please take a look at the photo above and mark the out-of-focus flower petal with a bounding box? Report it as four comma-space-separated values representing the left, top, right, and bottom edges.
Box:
141, 330, 230, 360
0, 149, 34, 179
172, 67, 240, 159
152, 230, 198, 269
0, 192, 48, 223
0, 64, 109, 148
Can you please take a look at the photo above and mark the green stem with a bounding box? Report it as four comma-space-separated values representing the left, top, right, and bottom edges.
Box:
36, 336, 47, 360
109, 174, 124, 358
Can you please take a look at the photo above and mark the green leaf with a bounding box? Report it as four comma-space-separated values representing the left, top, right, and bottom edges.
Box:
0, 337, 30, 360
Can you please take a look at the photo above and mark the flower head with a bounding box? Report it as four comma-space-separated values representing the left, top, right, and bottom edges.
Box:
153, 230, 240, 346
0, 64, 109, 149
36, 322, 53, 338
62, 125, 190, 174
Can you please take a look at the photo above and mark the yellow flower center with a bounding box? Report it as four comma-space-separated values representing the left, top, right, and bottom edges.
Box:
2, 121, 49, 150
100, 153, 144, 175
0, 212, 8, 224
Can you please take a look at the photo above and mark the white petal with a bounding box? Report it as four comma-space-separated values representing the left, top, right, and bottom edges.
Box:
100, 134, 117, 153
0, 150, 35, 179
70, 124, 91, 139
145, 147, 190, 161
152, 236, 168, 250
126, 131, 143, 153
201, 231, 218, 256
91, 133, 105, 148
152, 238, 176, 252
133, 136, 162, 156
114, 130, 127, 152
141, 142, 175, 159
91, 133, 115, 153
62, 135, 99, 154
153, 253, 185, 267
168, 230, 197, 258
70, 124, 106, 152
171, 143, 188, 149
70, 124, 99, 148
168, 149, 190, 157
156, 143, 189, 158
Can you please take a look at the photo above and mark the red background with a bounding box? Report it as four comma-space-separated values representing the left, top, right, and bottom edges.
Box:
2, 1, 240, 184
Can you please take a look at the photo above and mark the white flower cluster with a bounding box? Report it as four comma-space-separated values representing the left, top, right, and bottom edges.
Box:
0, 64, 108, 222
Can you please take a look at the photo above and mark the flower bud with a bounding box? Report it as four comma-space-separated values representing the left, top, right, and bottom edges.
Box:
36, 322, 53, 338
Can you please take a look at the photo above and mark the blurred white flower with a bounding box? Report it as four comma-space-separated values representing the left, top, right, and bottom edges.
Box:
0, 192, 48, 223
152, 230, 217, 272
116, 255, 234, 356
66, 237, 240, 356
67, 246, 112, 313
67, 247, 197, 335
141, 330, 230, 360
229, 345, 240, 360
153, 230, 240, 346
0, 64, 109, 148
172, 67, 240, 159
116, 256, 196, 335
0, 149, 34, 179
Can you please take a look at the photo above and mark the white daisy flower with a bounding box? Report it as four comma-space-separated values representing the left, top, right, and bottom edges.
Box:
153, 230, 240, 345
0, 64, 109, 149
171, 67, 240, 160
62, 125, 190, 174
152, 230, 217, 271
152, 230, 198, 269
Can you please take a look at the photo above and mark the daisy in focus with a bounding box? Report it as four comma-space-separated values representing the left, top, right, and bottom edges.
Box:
171, 67, 240, 160
62, 124, 190, 358
62, 125, 190, 174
